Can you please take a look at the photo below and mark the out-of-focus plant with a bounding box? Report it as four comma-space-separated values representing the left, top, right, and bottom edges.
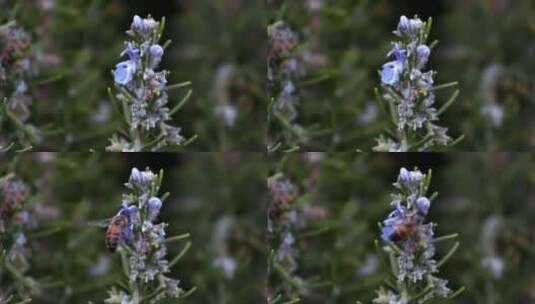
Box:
0, 20, 42, 151
169, 0, 266, 151
371, 167, 464, 303
267, 21, 307, 152
104, 167, 195, 303
439, 0, 535, 149
374, 16, 463, 152
106, 15, 196, 152
0, 173, 39, 303
267, 170, 329, 303
267, 173, 303, 302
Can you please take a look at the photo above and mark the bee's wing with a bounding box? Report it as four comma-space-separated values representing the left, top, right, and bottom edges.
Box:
89, 218, 112, 228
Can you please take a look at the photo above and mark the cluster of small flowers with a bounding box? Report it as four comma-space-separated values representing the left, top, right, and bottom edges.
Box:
268, 21, 307, 150
0, 173, 39, 301
374, 16, 458, 152
374, 168, 453, 304
105, 168, 185, 304
0, 21, 41, 149
107, 15, 186, 152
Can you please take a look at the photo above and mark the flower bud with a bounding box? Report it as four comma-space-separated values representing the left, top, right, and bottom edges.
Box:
409, 18, 424, 33
398, 167, 410, 184
409, 170, 423, 183
416, 45, 430, 68
129, 168, 142, 184
148, 197, 162, 220
396, 15, 423, 38
416, 197, 430, 215
131, 15, 158, 38
397, 16, 410, 34
128, 168, 156, 189
149, 44, 164, 69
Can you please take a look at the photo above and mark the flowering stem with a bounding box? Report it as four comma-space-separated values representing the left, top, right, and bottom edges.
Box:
374, 15, 462, 151
107, 15, 192, 151
373, 167, 462, 303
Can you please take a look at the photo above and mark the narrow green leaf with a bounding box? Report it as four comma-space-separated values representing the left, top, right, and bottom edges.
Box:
169, 241, 192, 268
168, 81, 192, 91
433, 233, 458, 243
437, 241, 460, 267
448, 134, 465, 147
162, 233, 191, 244
432, 81, 458, 91
169, 89, 192, 115
437, 89, 459, 116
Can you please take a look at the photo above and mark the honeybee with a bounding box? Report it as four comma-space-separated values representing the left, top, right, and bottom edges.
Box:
385, 212, 423, 243
105, 211, 130, 252
389, 220, 416, 242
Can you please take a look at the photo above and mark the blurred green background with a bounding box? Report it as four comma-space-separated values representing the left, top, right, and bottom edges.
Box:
0, 152, 266, 303
269, 152, 535, 303
268, 0, 535, 151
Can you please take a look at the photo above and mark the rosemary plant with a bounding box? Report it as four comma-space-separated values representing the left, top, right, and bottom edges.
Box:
372, 168, 464, 303
268, 172, 326, 303
267, 21, 307, 152
0, 21, 41, 151
374, 16, 463, 152
106, 15, 196, 152
105, 168, 195, 303
0, 173, 39, 303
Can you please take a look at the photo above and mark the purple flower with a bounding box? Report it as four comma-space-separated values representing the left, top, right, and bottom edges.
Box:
398, 167, 411, 184
381, 225, 395, 242
381, 60, 403, 85
396, 15, 424, 38
114, 60, 137, 85
388, 43, 407, 62
381, 203, 407, 242
131, 15, 158, 38
409, 18, 424, 33
149, 44, 164, 69
117, 204, 138, 244
416, 45, 430, 68
121, 42, 140, 61
397, 16, 410, 34
416, 197, 430, 215
128, 168, 156, 189
148, 197, 162, 220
